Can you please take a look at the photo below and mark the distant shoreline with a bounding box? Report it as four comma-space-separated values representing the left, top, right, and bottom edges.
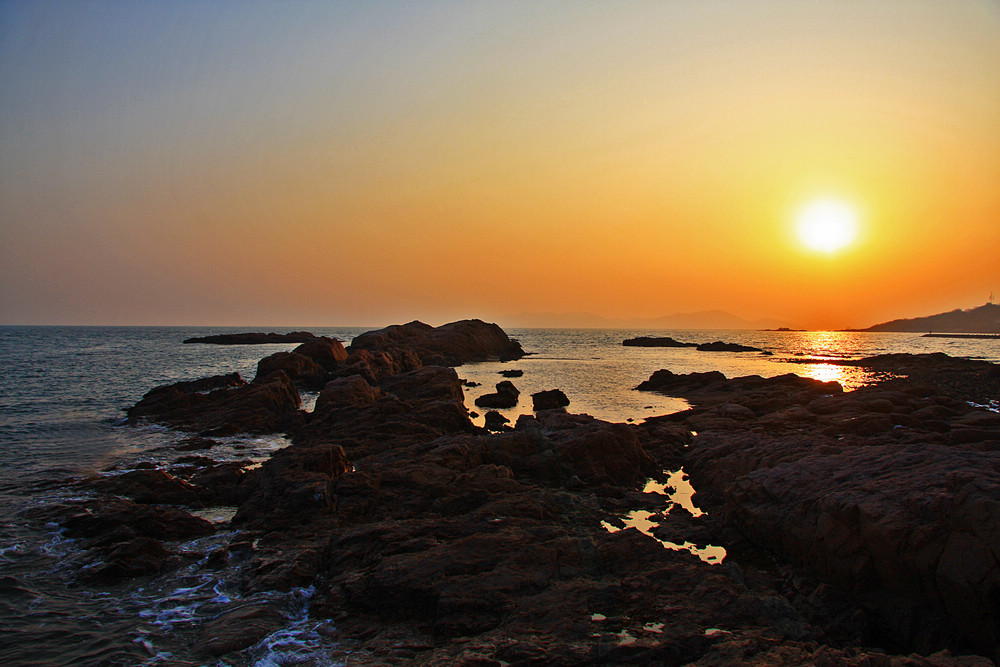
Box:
922, 332, 1000, 340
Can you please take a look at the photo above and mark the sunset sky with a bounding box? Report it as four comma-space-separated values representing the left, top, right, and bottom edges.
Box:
2, 1, 998, 330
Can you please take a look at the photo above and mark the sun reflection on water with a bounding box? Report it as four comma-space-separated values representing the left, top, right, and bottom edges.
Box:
802, 363, 844, 384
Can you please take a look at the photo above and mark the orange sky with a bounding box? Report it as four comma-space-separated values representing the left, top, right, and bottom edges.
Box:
2, 1, 998, 329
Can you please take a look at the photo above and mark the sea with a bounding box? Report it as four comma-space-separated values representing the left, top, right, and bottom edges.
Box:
0, 325, 997, 666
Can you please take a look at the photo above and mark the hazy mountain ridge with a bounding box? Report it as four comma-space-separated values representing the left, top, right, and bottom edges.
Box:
505, 310, 790, 330
860, 303, 1000, 333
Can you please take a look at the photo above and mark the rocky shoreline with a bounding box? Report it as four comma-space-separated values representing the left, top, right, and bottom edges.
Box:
48, 320, 999, 664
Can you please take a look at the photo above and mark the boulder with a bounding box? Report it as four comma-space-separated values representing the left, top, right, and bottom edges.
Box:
293, 336, 349, 370
196, 603, 286, 656
254, 351, 328, 389
349, 319, 524, 366
483, 411, 510, 432
475, 381, 520, 409
532, 389, 570, 411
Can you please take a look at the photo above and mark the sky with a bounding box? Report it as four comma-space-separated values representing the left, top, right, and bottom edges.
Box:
1, 1, 998, 330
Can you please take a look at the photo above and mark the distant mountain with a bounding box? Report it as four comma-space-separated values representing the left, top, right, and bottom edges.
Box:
861, 303, 1000, 333
505, 309, 790, 330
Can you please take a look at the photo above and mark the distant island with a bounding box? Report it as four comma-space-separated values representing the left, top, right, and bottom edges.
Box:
857, 302, 1000, 334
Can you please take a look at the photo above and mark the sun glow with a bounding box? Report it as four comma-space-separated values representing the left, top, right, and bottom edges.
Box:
795, 199, 859, 253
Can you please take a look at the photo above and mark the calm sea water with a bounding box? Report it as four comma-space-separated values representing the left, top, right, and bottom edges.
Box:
0, 325, 996, 665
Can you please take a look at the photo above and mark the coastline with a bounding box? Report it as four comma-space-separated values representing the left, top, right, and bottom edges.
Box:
22, 320, 998, 665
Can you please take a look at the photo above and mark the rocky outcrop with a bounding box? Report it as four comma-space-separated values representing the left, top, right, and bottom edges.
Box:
58, 497, 214, 582
101, 325, 1000, 664
348, 319, 524, 366
474, 380, 520, 409
254, 351, 329, 389
127, 371, 302, 436
623, 336, 697, 347
696, 340, 763, 352
183, 331, 317, 344
661, 365, 1000, 658
621, 337, 763, 352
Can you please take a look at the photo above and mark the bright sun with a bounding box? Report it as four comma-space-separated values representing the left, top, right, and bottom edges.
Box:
795, 199, 859, 253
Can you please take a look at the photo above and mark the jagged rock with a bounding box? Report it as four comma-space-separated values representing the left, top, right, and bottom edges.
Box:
475, 380, 520, 409
81, 468, 203, 507
532, 389, 570, 411
254, 351, 328, 389
127, 371, 301, 436
331, 348, 422, 385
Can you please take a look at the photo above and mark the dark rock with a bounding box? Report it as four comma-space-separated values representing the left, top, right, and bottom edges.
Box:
314, 375, 386, 414
696, 341, 763, 352
293, 336, 349, 370
254, 351, 328, 389
127, 371, 301, 436
498, 369, 524, 377
196, 603, 285, 656
183, 331, 316, 344
475, 381, 520, 409
531, 389, 570, 411
331, 348, 422, 385
623, 336, 697, 347
82, 468, 203, 506
233, 443, 351, 528
62, 497, 214, 542
349, 319, 524, 366
483, 411, 510, 432
174, 436, 216, 452
58, 497, 214, 582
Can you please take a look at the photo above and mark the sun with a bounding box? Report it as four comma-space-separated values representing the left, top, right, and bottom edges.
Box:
795, 199, 859, 253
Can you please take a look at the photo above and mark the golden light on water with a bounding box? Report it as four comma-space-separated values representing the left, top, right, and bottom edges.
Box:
803, 363, 845, 385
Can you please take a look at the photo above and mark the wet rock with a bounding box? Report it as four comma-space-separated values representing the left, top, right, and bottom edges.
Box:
196, 603, 285, 656
127, 371, 301, 436
61, 497, 214, 542
59, 497, 214, 582
531, 389, 570, 412
82, 468, 203, 506
475, 381, 520, 409
174, 436, 216, 451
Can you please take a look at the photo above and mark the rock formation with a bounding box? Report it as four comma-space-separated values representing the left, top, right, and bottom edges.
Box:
183, 331, 317, 344
474, 380, 520, 409
67, 325, 1000, 664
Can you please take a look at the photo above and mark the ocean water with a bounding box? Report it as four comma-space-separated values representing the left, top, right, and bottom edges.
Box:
0, 325, 996, 665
